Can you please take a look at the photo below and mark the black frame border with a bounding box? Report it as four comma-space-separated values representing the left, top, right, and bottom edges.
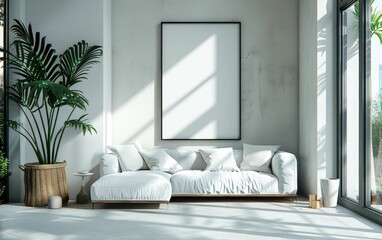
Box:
160, 21, 242, 141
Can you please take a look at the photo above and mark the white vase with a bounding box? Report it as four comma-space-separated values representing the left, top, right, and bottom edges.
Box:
320, 178, 340, 207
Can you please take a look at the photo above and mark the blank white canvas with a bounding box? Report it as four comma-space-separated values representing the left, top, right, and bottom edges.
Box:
162, 23, 240, 140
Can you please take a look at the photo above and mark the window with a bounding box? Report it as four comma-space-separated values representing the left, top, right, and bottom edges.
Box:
368, 0, 382, 212
341, 2, 360, 202
338, 0, 382, 224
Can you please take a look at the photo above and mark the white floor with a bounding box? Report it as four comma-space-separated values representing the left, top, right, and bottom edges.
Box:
1, 198, 382, 240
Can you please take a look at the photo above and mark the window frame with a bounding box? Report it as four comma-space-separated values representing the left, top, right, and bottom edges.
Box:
337, 0, 382, 224
0, 0, 8, 203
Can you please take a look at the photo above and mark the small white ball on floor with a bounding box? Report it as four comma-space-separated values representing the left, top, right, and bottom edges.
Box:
48, 196, 62, 209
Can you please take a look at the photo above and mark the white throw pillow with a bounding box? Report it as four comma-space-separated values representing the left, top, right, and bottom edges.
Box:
107, 144, 148, 171
199, 148, 240, 171
166, 149, 197, 170
241, 143, 280, 173
140, 149, 183, 173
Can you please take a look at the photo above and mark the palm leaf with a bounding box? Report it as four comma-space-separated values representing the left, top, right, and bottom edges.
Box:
5, 120, 19, 132
10, 20, 61, 84
371, 8, 382, 44
20, 80, 74, 109
6, 86, 28, 108
353, 0, 382, 43
64, 114, 97, 135
51, 89, 88, 110
60, 41, 102, 87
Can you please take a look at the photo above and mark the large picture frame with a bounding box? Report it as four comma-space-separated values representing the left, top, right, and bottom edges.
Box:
161, 22, 241, 140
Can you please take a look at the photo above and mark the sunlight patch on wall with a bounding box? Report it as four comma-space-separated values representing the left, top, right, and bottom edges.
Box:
163, 35, 218, 139
163, 35, 217, 108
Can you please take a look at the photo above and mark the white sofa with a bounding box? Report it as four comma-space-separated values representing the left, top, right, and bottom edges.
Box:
90, 146, 297, 206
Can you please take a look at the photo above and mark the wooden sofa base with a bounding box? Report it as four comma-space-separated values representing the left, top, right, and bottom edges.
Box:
91, 194, 297, 208
171, 194, 297, 203
91, 200, 170, 209
171, 193, 297, 198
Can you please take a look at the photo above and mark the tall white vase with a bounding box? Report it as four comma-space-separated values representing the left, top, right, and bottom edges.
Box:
320, 178, 340, 207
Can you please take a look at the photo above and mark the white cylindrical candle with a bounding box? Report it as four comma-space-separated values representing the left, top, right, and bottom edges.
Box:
48, 196, 62, 209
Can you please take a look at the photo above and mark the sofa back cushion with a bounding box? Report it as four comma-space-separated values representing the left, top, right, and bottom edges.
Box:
140, 149, 183, 173
240, 144, 280, 173
199, 148, 240, 171
107, 144, 149, 171
233, 149, 243, 168
166, 149, 206, 170
165, 148, 243, 171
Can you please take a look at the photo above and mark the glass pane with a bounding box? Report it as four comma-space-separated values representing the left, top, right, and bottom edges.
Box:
369, 0, 382, 211
342, 2, 359, 202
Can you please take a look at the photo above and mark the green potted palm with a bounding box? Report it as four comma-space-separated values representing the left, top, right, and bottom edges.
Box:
2, 20, 102, 206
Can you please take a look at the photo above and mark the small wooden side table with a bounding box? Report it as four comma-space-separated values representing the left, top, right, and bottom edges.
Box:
73, 172, 94, 204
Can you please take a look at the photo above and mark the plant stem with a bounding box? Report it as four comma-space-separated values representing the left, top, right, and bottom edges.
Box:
44, 97, 51, 164
36, 97, 49, 164
18, 101, 47, 164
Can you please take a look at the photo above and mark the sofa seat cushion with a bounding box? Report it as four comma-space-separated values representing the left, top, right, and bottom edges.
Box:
171, 170, 279, 195
91, 171, 172, 202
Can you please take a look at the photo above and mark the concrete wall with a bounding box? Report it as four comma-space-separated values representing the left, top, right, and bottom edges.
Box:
8, 0, 299, 201
111, 0, 299, 153
299, 0, 336, 197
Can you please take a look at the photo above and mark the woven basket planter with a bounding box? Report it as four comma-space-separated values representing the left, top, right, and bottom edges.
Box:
19, 161, 69, 207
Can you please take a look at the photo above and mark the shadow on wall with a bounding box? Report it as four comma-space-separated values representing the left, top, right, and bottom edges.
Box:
116, 23, 240, 144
